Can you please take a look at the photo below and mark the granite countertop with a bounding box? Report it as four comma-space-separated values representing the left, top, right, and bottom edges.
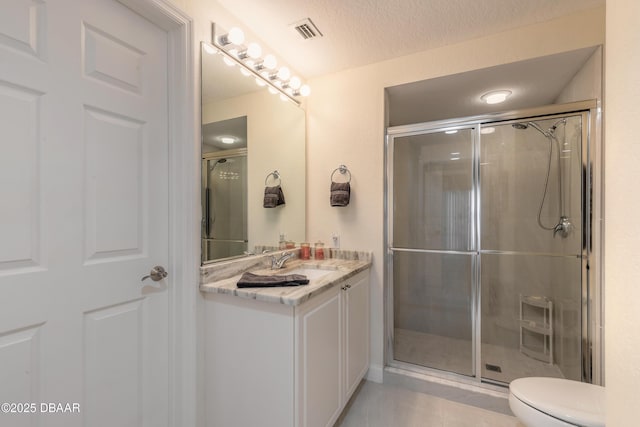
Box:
200, 254, 371, 306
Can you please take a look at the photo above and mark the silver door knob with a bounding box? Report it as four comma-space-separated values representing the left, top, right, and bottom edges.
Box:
141, 266, 168, 282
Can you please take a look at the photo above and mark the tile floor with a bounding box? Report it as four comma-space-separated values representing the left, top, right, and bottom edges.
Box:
335, 380, 526, 427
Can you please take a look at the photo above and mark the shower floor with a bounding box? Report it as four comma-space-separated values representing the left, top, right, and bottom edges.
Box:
394, 328, 564, 383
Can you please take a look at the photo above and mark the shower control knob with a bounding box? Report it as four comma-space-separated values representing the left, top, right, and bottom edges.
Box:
141, 266, 168, 282
553, 216, 572, 238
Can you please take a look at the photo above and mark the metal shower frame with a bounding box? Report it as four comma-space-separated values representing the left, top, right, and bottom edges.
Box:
384, 99, 602, 388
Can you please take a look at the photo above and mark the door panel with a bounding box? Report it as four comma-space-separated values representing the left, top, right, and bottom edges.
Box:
84, 299, 145, 427
392, 129, 474, 251
344, 273, 369, 399
84, 106, 146, 262
0, 1, 170, 426
82, 23, 145, 94
0, 81, 43, 272
391, 128, 475, 377
0, 0, 46, 59
393, 251, 474, 376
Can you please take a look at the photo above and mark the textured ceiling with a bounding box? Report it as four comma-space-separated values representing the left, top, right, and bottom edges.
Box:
216, 0, 604, 78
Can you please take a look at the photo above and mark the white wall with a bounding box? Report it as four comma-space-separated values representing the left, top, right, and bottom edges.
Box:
306, 7, 605, 382
605, 0, 640, 425
556, 47, 603, 104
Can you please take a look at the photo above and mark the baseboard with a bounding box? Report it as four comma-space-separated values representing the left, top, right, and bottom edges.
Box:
365, 363, 384, 383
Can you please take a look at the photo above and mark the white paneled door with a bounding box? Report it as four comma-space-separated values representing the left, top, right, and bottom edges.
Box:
0, 1, 170, 426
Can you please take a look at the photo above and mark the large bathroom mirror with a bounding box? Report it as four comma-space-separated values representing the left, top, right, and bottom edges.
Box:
201, 40, 306, 264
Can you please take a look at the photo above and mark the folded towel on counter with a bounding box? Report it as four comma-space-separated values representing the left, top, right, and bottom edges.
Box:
237, 272, 309, 288
330, 181, 351, 207
263, 185, 286, 208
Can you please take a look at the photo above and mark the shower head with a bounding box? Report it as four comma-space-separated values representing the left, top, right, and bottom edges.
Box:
549, 118, 567, 133
209, 158, 228, 172
512, 121, 549, 138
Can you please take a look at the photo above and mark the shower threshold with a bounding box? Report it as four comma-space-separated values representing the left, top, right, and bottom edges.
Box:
393, 328, 565, 383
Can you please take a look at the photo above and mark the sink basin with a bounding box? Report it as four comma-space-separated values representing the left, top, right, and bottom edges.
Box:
286, 268, 334, 280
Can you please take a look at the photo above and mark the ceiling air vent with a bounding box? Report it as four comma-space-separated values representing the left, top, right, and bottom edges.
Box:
291, 18, 323, 40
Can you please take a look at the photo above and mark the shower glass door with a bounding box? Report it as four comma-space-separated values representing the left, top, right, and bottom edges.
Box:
202, 153, 248, 261
479, 115, 584, 383
390, 127, 476, 377
388, 109, 590, 385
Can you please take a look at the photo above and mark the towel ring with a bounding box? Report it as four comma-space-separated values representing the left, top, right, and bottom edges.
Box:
330, 164, 351, 183
265, 170, 281, 186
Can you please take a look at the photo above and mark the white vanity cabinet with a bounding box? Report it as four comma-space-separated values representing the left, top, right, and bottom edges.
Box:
295, 270, 370, 427
203, 268, 370, 427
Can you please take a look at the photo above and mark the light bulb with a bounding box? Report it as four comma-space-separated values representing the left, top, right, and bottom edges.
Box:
227, 27, 244, 45
481, 90, 511, 104
299, 84, 311, 97
255, 77, 266, 87
263, 54, 277, 70
280, 94, 288, 102
223, 56, 235, 67
240, 67, 251, 76
203, 44, 217, 55
289, 76, 301, 90
276, 67, 290, 81
246, 43, 262, 59
268, 86, 278, 94
221, 137, 235, 144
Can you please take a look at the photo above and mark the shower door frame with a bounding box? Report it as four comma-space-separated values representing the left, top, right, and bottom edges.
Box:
384, 100, 601, 387
201, 148, 249, 263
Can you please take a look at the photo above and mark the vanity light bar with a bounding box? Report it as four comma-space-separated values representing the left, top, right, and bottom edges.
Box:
211, 23, 309, 105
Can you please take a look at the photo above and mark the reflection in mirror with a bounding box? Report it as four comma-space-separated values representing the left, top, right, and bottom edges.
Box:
202, 117, 248, 260
201, 41, 306, 264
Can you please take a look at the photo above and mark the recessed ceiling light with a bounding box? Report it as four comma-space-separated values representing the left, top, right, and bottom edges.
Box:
445, 129, 458, 134
221, 137, 235, 144
481, 90, 512, 105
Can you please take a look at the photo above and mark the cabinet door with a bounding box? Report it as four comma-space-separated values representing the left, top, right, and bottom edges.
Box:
344, 271, 370, 400
296, 286, 342, 427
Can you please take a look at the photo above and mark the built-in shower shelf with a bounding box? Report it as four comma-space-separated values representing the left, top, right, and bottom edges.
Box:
521, 295, 552, 308
519, 295, 553, 364
520, 320, 552, 335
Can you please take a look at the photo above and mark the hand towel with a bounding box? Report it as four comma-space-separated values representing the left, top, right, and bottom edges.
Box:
236, 272, 309, 288
264, 185, 286, 208
330, 181, 350, 207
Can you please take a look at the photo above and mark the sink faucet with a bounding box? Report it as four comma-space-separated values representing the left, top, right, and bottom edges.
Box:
271, 251, 295, 269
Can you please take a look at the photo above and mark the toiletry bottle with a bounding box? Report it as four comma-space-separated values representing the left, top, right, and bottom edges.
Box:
301, 243, 310, 260
315, 241, 325, 260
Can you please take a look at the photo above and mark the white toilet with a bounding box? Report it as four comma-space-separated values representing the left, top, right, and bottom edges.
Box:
509, 377, 605, 427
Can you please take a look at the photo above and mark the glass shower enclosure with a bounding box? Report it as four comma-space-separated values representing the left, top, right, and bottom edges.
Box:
386, 102, 594, 385
201, 151, 248, 262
